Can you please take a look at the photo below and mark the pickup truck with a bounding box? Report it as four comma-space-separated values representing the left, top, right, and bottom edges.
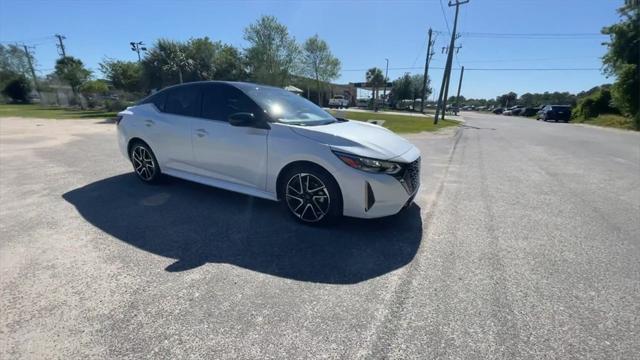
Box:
328, 95, 349, 108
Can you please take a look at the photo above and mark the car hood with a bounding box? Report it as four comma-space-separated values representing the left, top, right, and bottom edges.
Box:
289, 120, 416, 160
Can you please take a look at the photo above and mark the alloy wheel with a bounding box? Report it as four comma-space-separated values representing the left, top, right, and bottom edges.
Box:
285, 173, 331, 222
132, 146, 156, 181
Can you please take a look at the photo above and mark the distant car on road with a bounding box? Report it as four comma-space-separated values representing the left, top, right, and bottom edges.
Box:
117, 81, 421, 224
537, 105, 571, 122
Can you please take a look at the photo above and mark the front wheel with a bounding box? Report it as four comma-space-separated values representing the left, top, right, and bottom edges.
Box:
280, 165, 342, 224
130, 142, 161, 183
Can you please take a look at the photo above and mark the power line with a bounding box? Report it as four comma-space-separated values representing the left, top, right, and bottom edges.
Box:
460, 32, 604, 38
439, 0, 451, 35
463, 67, 601, 71
458, 55, 600, 63
0, 35, 55, 44
343, 66, 600, 72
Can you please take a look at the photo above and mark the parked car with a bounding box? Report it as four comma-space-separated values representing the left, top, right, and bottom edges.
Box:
492, 108, 504, 114
328, 95, 349, 108
117, 81, 421, 224
537, 105, 572, 122
520, 107, 540, 117
503, 105, 524, 116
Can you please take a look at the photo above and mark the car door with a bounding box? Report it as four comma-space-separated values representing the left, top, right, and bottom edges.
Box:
139, 86, 198, 173
191, 83, 269, 190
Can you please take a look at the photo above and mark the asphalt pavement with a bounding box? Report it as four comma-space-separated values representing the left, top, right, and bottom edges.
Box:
1, 113, 638, 359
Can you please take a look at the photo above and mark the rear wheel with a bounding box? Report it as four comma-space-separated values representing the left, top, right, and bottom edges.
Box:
130, 142, 161, 183
280, 165, 342, 224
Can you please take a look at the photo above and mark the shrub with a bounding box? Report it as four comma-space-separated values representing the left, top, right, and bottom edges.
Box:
104, 99, 128, 112
573, 88, 616, 120
2, 76, 32, 103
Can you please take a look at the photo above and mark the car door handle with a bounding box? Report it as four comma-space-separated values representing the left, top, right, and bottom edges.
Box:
195, 129, 208, 137
144, 119, 154, 127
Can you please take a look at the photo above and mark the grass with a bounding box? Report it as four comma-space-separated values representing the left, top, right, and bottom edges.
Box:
572, 114, 636, 131
0, 104, 462, 134
0, 103, 118, 119
328, 110, 459, 133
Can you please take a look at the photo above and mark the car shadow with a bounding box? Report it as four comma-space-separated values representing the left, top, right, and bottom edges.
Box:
62, 174, 423, 284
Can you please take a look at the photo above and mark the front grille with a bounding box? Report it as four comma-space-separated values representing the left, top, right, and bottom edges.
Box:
396, 157, 420, 194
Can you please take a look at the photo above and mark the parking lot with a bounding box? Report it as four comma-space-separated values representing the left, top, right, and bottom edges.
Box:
1, 114, 639, 358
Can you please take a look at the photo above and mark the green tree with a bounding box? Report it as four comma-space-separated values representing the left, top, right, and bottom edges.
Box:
573, 87, 615, 120
80, 79, 109, 95
142, 39, 190, 89
2, 75, 32, 102
410, 74, 424, 101
212, 44, 247, 81
602, 3, 639, 128
162, 44, 193, 84
519, 93, 535, 107
391, 73, 413, 104
301, 34, 341, 105
366, 67, 385, 103
244, 15, 300, 86
0, 44, 31, 78
0, 45, 34, 91
54, 56, 91, 96
99, 59, 142, 93
497, 92, 517, 107
184, 37, 220, 80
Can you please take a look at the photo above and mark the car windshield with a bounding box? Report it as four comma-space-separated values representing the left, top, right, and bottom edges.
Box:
552, 106, 570, 110
236, 84, 337, 126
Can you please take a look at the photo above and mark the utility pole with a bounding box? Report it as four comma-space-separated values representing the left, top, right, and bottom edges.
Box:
383, 58, 389, 109
454, 66, 464, 115
434, 0, 469, 124
420, 28, 436, 113
440, 40, 462, 120
130, 41, 147, 62
22, 45, 40, 95
54, 34, 66, 57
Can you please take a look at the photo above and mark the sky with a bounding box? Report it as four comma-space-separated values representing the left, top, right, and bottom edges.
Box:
0, 0, 623, 99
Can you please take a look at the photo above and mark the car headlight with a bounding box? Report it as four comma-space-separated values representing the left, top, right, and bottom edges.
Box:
333, 151, 403, 175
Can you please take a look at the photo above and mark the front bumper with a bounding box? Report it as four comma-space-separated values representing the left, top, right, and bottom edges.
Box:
337, 156, 421, 219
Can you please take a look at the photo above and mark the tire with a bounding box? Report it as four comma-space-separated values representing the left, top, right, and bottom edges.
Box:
279, 164, 342, 225
129, 141, 161, 184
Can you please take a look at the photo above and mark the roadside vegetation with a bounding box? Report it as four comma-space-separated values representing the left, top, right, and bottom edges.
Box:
0, 104, 116, 119
572, 114, 635, 130
328, 110, 458, 133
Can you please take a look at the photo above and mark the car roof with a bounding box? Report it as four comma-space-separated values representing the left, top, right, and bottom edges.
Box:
156, 80, 284, 92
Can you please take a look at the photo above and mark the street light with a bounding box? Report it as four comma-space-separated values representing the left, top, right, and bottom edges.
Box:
130, 41, 147, 62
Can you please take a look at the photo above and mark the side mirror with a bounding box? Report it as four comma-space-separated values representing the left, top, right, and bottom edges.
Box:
228, 112, 256, 127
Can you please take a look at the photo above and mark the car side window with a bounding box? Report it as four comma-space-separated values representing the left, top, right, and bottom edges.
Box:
139, 91, 166, 112
150, 92, 166, 111
201, 84, 260, 122
164, 86, 200, 117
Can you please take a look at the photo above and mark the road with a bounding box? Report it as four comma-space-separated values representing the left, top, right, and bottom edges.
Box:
1, 113, 638, 359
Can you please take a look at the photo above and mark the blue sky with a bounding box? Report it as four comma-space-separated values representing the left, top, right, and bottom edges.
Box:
0, 0, 622, 99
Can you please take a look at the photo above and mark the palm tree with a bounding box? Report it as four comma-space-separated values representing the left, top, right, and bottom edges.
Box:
366, 67, 385, 106
163, 49, 194, 84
